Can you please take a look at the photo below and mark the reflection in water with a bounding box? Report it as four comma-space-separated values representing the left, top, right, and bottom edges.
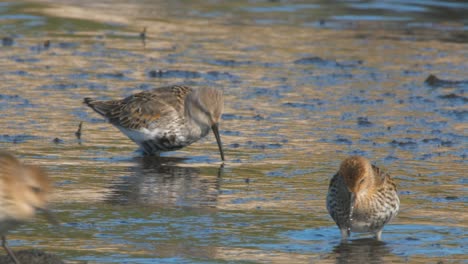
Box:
331, 239, 395, 264
105, 157, 222, 208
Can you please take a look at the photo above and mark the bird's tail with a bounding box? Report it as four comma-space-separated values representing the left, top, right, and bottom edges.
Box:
83, 97, 113, 117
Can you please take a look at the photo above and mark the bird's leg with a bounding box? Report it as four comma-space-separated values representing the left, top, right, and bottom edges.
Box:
375, 230, 382, 241
2, 236, 20, 264
340, 228, 349, 241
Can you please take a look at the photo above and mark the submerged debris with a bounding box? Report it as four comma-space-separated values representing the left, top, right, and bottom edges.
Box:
357, 117, 373, 127
148, 69, 202, 78
425, 74, 468, 87
52, 138, 63, 144
294, 56, 336, 66
75, 122, 82, 140
140, 27, 147, 47
140, 27, 147, 40
2, 37, 14, 46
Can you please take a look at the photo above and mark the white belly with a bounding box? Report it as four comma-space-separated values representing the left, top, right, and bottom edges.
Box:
118, 127, 187, 144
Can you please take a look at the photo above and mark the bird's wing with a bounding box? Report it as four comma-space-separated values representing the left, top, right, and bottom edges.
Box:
84, 86, 192, 130
371, 164, 394, 188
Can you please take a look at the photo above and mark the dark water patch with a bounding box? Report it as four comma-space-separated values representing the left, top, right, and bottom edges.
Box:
52, 137, 64, 144
58, 42, 79, 49
283, 102, 316, 111
10, 56, 40, 63
5, 70, 31, 76
231, 197, 267, 204
222, 130, 241, 136
244, 4, 319, 14
387, 225, 467, 257
222, 113, 256, 120
206, 58, 253, 67
402, 69, 420, 76
252, 114, 265, 121
29, 39, 52, 52
204, 71, 239, 81
0, 94, 27, 101
384, 155, 399, 162
300, 71, 361, 87
84, 82, 108, 91
420, 138, 441, 144
348, 149, 368, 156
332, 14, 411, 22
283, 226, 338, 244
357, 117, 374, 127
425, 74, 468, 87
427, 195, 467, 203
358, 138, 375, 145
229, 143, 240, 149
437, 93, 468, 102
348, 95, 384, 105
246, 140, 283, 150
267, 168, 316, 178
294, 56, 338, 66
339, 59, 364, 68
436, 109, 467, 122
266, 169, 286, 177
96, 72, 129, 80
407, 95, 434, 104
71, 50, 106, 57
148, 70, 202, 79
147, 69, 239, 81
389, 138, 418, 149
294, 56, 363, 68
411, 118, 448, 130
0, 94, 33, 109
2, 36, 14, 46
251, 153, 284, 161
362, 131, 386, 138
78, 112, 107, 123
420, 138, 454, 147
0, 134, 39, 143
39, 83, 79, 90
418, 153, 434, 160
243, 87, 283, 100
335, 137, 352, 145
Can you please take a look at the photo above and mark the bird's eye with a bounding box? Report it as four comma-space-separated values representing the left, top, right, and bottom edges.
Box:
359, 179, 365, 185
30, 186, 42, 194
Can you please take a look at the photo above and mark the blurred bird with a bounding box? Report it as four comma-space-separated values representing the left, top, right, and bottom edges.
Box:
0, 152, 54, 264
326, 156, 399, 241
84, 85, 225, 160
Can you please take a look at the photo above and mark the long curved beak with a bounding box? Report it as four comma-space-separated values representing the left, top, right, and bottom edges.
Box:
347, 192, 356, 237
211, 123, 225, 161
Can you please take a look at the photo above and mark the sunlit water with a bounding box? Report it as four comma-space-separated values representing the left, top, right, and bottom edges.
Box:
0, 0, 467, 263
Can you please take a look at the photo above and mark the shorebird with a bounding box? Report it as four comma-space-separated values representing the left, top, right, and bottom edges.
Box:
0, 152, 53, 264
84, 85, 225, 160
326, 156, 399, 241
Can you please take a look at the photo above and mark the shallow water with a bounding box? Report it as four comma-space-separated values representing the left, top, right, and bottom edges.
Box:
0, 0, 467, 263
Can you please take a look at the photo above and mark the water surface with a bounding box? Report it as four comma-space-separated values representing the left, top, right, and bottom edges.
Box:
0, 0, 466, 263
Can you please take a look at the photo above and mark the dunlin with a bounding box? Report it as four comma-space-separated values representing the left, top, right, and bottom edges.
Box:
326, 156, 399, 241
0, 152, 53, 264
84, 85, 225, 160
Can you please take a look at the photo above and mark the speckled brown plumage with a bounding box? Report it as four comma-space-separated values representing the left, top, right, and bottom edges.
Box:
84, 85, 225, 160
326, 156, 399, 241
